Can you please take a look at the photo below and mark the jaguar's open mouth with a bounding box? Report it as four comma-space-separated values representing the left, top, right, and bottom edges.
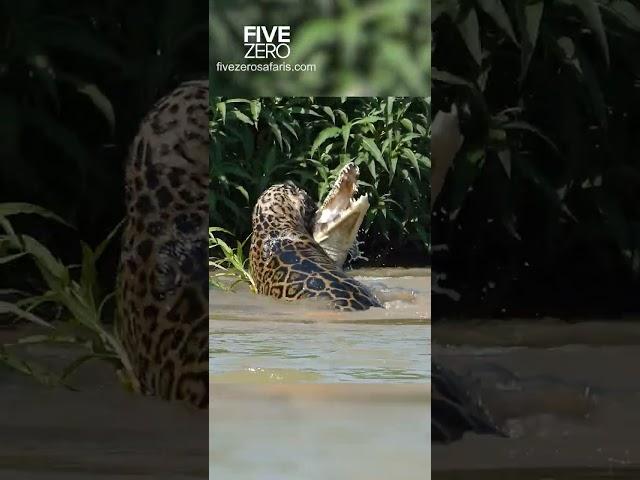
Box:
312, 163, 369, 267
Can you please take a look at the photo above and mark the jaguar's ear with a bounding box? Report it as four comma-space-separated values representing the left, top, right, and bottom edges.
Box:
283, 180, 297, 188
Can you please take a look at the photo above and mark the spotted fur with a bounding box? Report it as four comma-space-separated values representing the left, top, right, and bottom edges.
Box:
117, 80, 209, 408
250, 182, 382, 311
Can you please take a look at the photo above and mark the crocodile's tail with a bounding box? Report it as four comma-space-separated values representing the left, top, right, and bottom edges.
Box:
431, 361, 507, 444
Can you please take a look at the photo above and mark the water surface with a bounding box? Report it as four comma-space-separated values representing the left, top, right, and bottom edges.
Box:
210, 384, 430, 480
433, 320, 640, 474
0, 337, 207, 479
210, 268, 431, 383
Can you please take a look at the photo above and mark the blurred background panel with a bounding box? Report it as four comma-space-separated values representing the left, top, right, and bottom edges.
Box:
210, 0, 430, 96
0, 0, 207, 294
0, 1, 208, 478
431, 0, 640, 317
431, 0, 640, 476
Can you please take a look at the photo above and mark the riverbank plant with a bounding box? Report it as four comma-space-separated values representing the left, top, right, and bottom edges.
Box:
209, 227, 256, 292
0, 203, 138, 391
210, 96, 431, 265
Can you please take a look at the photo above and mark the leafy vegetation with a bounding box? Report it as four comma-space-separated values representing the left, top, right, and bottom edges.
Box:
0, 2, 205, 387
210, 0, 430, 96
0, 204, 137, 390
210, 96, 431, 268
433, 0, 640, 316
0, 0, 207, 297
209, 227, 256, 292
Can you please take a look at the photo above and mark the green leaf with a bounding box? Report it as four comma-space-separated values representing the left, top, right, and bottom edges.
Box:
60, 353, 116, 383
250, 100, 262, 122
231, 109, 255, 127
352, 116, 384, 126
502, 121, 561, 156
311, 127, 341, 157
517, 0, 545, 82
477, 0, 518, 45
289, 106, 323, 117
0, 252, 27, 265
78, 83, 115, 132
0, 301, 53, 328
389, 156, 398, 185
341, 123, 352, 150
400, 119, 413, 132
323, 106, 335, 124
0, 203, 73, 228
94, 219, 125, 263
267, 120, 284, 150
432, 68, 475, 87
567, 0, 609, 67
360, 137, 387, 171
20, 235, 70, 288
455, 6, 482, 65
216, 102, 227, 123
57, 74, 116, 134
402, 148, 421, 179
0, 347, 60, 387
602, 1, 640, 32
235, 185, 249, 201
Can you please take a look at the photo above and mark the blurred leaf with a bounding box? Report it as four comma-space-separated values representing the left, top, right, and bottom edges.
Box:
0, 203, 73, 228
516, 0, 545, 82
601, 1, 640, 32
477, 0, 518, 45
402, 147, 421, 179
455, 6, 482, 66
74, 81, 116, 133
0, 301, 52, 328
565, 0, 610, 67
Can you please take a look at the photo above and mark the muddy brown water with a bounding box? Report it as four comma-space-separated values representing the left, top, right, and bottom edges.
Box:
211, 384, 430, 480
0, 339, 207, 479
210, 268, 431, 384
4, 277, 639, 478
210, 267, 431, 478
433, 320, 640, 476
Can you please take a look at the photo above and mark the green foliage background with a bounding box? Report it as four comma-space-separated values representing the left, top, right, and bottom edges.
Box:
433, 0, 640, 316
0, 1, 206, 288
0, 1, 206, 315
210, 97, 431, 265
1, 0, 206, 383
210, 0, 430, 96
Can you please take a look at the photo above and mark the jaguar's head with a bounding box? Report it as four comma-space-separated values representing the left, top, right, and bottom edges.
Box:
252, 162, 368, 267
252, 181, 317, 233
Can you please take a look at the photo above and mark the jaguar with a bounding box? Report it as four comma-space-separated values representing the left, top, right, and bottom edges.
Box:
116, 79, 209, 408
249, 162, 381, 311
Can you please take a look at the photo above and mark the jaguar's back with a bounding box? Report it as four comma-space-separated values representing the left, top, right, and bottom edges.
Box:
117, 80, 209, 408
